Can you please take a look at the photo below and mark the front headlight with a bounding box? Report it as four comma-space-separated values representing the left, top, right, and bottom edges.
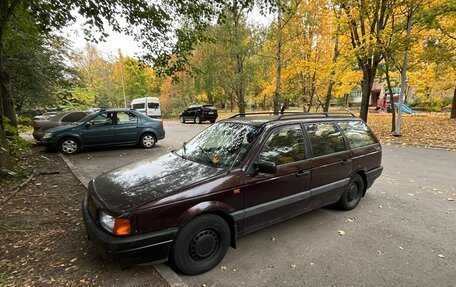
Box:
43, 132, 53, 139
99, 211, 115, 233
99, 211, 131, 235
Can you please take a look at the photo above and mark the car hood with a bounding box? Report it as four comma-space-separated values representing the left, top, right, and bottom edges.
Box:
91, 152, 226, 212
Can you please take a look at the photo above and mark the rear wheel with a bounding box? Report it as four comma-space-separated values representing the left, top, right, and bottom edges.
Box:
179, 116, 185, 123
59, 137, 80, 155
195, 116, 202, 124
336, 174, 364, 210
140, 133, 156, 148
170, 214, 230, 275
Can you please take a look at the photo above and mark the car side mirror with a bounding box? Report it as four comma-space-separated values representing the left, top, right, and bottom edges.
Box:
84, 122, 91, 128
253, 161, 277, 174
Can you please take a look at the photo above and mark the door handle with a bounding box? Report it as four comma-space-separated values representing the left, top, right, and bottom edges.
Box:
341, 159, 352, 165
296, 170, 310, 177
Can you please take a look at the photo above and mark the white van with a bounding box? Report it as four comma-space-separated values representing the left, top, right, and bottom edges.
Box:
131, 97, 161, 118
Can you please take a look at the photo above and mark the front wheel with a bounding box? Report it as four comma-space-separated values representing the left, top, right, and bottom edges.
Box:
140, 133, 156, 148
170, 214, 230, 275
59, 137, 80, 155
336, 174, 364, 210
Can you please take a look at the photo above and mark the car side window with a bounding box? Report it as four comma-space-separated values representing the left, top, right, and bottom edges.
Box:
117, 112, 138, 125
133, 103, 145, 109
259, 125, 306, 165
62, 112, 86, 122
89, 113, 113, 127
337, 121, 377, 148
305, 123, 346, 157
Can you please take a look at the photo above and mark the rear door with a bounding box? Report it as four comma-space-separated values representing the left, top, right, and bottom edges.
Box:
115, 111, 140, 143
304, 122, 352, 209
242, 124, 312, 233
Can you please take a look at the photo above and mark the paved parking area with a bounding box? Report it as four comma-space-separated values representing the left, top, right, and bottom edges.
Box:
60, 121, 456, 286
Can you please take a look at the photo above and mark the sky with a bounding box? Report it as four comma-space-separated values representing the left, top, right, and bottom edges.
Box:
63, 10, 273, 58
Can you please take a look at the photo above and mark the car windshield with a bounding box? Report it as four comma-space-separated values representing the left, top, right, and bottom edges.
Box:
177, 122, 263, 168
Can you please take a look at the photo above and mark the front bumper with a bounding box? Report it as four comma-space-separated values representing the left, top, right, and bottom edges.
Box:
33, 131, 44, 141
82, 195, 178, 264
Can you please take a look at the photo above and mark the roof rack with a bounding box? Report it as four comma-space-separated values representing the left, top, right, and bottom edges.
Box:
229, 111, 357, 119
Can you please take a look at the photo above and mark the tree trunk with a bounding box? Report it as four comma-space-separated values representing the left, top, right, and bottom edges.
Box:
0, 28, 17, 129
359, 65, 376, 122
0, 28, 12, 170
451, 88, 456, 119
273, 2, 282, 115
307, 70, 317, 112
232, 6, 245, 115
323, 20, 340, 112
394, 8, 413, 136
385, 60, 396, 132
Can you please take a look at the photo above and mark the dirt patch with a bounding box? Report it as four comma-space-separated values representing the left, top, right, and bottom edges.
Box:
0, 146, 168, 286
368, 113, 456, 150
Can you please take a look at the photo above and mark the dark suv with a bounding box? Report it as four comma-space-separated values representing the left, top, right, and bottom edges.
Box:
82, 112, 382, 275
179, 104, 218, 124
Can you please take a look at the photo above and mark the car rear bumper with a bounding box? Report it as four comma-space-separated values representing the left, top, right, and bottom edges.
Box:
202, 115, 218, 121
366, 166, 383, 188
82, 195, 177, 264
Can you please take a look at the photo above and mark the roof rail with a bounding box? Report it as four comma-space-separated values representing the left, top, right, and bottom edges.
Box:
229, 111, 356, 119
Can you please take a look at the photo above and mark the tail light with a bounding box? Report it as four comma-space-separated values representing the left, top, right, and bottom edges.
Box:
34, 125, 41, 131
161, 120, 164, 129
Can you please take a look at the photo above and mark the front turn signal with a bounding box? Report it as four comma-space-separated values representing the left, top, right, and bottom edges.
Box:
114, 218, 131, 235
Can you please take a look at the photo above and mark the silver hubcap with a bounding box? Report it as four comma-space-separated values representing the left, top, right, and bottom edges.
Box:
143, 135, 155, 147
62, 139, 77, 154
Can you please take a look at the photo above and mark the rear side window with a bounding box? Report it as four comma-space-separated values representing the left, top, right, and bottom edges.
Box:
148, 102, 159, 109
259, 125, 306, 165
337, 121, 377, 148
133, 103, 145, 109
117, 112, 138, 124
62, 112, 87, 122
305, 123, 346, 157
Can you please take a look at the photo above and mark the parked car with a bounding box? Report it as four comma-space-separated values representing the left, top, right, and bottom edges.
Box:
33, 111, 89, 142
179, 104, 218, 124
82, 112, 382, 275
42, 109, 165, 155
131, 97, 161, 118
33, 111, 59, 121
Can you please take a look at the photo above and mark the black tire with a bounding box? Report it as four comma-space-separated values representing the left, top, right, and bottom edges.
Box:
170, 214, 230, 275
179, 116, 185, 123
195, 116, 202, 124
140, 133, 156, 148
59, 137, 80, 155
336, 174, 364, 210
210, 119, 216, 124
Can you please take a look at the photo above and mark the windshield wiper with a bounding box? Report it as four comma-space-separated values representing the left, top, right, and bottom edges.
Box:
198, 146, 215, 166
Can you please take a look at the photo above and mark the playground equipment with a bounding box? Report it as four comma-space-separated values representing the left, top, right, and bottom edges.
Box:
394, 102, 416, 114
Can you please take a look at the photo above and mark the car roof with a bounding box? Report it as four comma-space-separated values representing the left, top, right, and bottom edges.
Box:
219, 112, 363, 127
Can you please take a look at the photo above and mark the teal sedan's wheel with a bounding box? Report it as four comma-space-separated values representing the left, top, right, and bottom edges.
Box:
140, 133, 156, 148
59, 137, 80, 155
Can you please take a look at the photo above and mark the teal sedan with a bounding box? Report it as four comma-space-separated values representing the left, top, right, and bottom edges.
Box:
42, 109, 165, 155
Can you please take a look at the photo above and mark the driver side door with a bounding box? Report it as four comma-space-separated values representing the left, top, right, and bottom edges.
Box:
241, 124, 312, 234
82, 112, 116, 146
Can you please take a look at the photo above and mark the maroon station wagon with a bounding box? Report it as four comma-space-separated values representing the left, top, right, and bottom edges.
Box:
82, 112, 383, 275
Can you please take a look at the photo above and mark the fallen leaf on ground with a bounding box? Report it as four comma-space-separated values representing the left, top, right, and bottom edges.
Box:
290, 264, 297, 270
220, 266, 227, 271
407, 193, 414, 196
345, 218, 356, 223
338, 230, 345, 236
438, 254, 444, 258
271, 237, 276, 242
399, 246, 404, 250
377, 250, 382, 255
448, 198, 454, 201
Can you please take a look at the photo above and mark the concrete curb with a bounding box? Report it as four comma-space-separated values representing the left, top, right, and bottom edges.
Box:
58, 153, 188, 287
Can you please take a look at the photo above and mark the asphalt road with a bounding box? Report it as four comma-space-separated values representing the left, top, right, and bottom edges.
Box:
59, 121, 456, 286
